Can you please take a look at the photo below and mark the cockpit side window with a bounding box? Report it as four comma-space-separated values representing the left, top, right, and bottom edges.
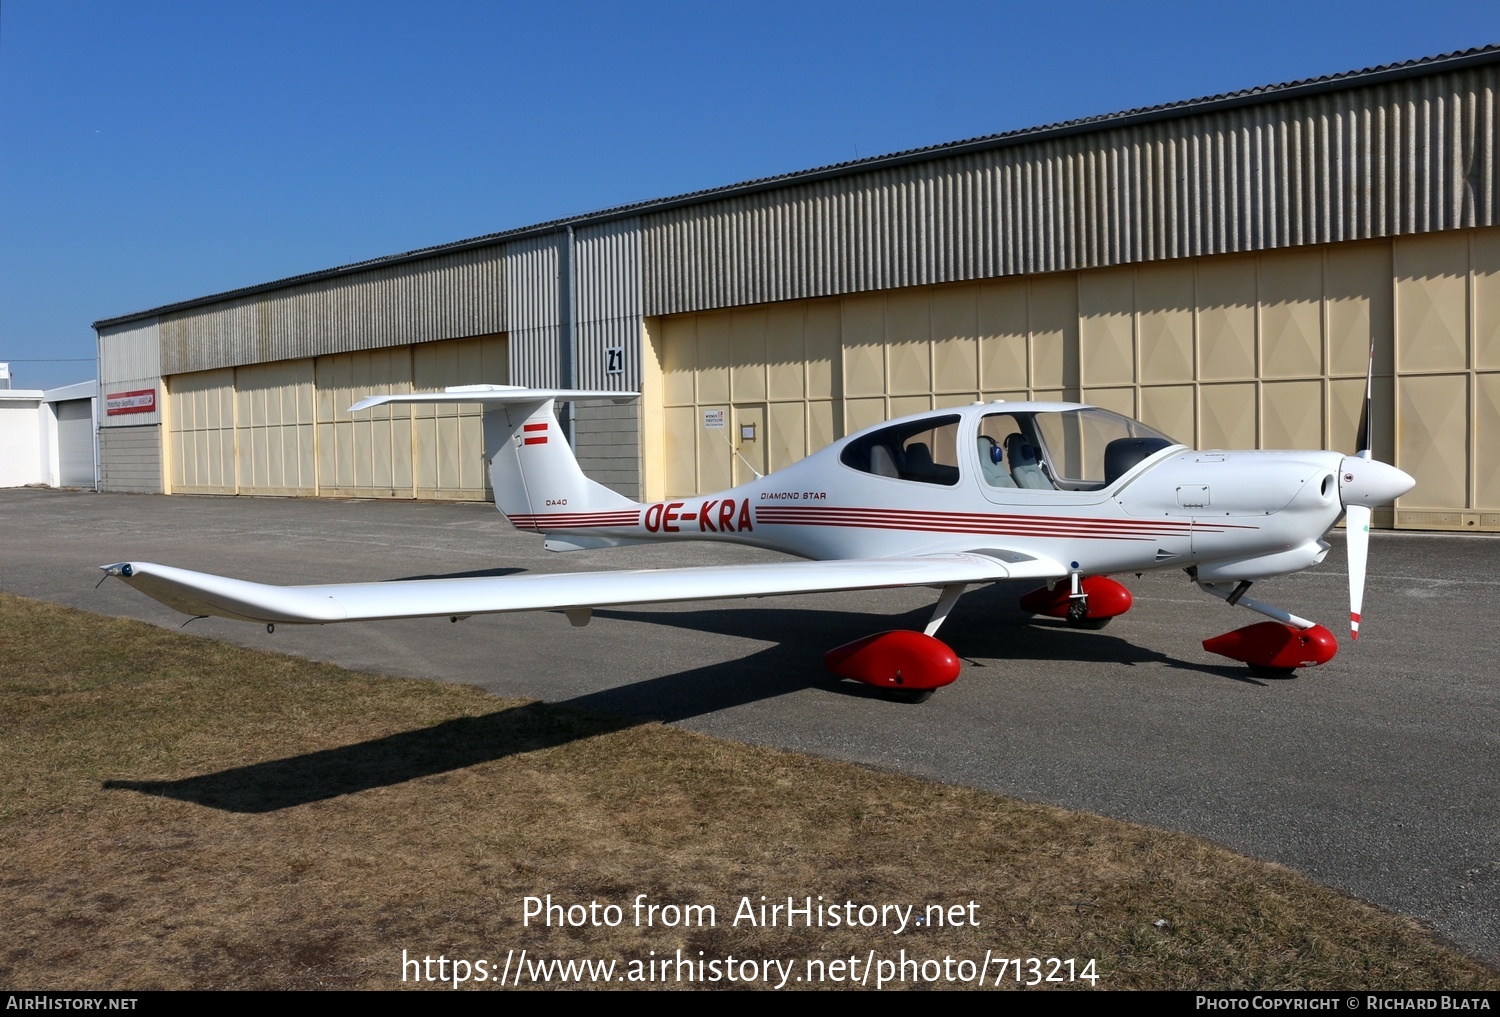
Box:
840, 415, 961, 485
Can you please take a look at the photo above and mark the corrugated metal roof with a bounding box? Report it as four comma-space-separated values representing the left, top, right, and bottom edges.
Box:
94, 44, 1500, 329
641, 64, 1500, 312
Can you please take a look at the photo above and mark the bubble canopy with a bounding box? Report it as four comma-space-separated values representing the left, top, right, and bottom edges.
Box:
840, 405, 1179, 491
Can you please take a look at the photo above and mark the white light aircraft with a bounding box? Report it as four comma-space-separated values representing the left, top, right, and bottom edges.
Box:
104, 374, 1413, 701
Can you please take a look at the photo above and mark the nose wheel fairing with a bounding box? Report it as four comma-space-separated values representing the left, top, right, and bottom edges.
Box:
1195, 577, 1339, 675
1202, 621, 1338, 675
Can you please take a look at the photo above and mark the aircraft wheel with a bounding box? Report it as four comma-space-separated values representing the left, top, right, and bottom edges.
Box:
1248, 664, 1296, 679
887, 688, 935, 704
1064, 615, 1111, 630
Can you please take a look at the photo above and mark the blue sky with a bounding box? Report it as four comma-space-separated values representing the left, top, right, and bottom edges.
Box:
2, 0, 1497, 389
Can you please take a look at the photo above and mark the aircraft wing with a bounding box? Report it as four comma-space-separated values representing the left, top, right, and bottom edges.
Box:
100, 550, 1064, 626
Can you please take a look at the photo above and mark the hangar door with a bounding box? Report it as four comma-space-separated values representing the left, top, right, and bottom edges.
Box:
315, 336, 506, 499
55, 399, 96, 488
652, 241, 1402, 516
168, 368, 237, 494
166, 334, 507, 499
658, 300, 845, 497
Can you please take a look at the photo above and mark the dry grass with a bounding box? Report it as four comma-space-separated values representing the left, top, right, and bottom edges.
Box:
1, 592, 1494, 990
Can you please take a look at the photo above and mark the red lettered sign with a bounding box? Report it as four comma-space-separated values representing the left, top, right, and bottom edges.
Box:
105, 389, 156, 415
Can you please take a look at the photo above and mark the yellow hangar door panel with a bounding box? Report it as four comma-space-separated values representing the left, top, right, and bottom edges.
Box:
234, 359, 316, 496
167, 368, 236, 494
732, 405, 766, 486
315, 349, 415, 499
413, 336, 507, 500
661, 303, 841, 497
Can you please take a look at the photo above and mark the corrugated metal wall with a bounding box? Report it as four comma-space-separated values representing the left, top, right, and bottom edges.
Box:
504, 234, 563, 387
570, 218, 645, 493
575, 217, 644, 390
158, 246, 508, 375
99, 426, 162, 493
97, 318, 163, 427
107, 59, 1500, 394
641, 64, 1500, 315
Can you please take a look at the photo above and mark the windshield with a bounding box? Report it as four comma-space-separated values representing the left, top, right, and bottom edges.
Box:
1033, 409, 1176, 486
979, 408, 1176, 490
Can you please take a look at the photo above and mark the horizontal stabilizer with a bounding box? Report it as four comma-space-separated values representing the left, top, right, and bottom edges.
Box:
349, 386, 637, 413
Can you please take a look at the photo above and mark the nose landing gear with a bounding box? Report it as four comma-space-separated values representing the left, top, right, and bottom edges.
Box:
1195, 577, 1338, 676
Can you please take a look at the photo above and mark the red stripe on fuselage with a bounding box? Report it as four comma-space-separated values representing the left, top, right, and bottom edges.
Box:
508, 511, 642, 531
753, 505, 1254, 538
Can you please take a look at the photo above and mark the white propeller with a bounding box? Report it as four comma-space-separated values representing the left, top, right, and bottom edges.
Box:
1338, 342, 1414, 641
1345, 467, 1371, 640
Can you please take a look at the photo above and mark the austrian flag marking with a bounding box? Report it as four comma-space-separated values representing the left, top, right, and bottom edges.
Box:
523, 422, 548, 446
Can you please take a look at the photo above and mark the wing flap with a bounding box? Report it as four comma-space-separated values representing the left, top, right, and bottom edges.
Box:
103, 551, 1064, 625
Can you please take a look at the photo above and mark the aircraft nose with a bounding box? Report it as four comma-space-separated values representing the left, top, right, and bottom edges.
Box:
1339, 456, 1416, 508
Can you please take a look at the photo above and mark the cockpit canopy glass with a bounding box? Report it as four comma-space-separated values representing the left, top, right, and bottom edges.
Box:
841, 407, 1177, 491
840, 415, 961, 486
979, 408, 1176, 490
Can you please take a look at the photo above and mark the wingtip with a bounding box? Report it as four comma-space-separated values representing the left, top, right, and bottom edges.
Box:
100, 562, 134, 577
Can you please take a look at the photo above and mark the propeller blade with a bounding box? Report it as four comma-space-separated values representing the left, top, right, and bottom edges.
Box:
1346, 337, 1375, 639
1355, 340, 1374, 456
1346, 501, 1370, 640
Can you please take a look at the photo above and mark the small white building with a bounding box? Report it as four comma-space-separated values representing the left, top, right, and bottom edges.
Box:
0, 374, 99, 489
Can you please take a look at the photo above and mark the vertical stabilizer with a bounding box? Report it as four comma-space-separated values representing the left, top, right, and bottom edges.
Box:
348, 386, 641, 533
481, 398, 638, 529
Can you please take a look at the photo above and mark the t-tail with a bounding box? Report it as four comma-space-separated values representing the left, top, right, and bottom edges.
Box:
349, 386, 648, 550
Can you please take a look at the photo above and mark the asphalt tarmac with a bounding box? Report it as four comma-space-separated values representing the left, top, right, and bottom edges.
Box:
2, 487, 1495, 965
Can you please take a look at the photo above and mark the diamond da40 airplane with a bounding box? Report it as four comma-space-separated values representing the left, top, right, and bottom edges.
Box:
104, 380, 1413, 700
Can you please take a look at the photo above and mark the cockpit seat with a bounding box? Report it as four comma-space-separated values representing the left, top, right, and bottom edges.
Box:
869, 444, 899, 478
977, 436, 1016, 487
1005, 433, 1053, 489
900, 442, 958, 485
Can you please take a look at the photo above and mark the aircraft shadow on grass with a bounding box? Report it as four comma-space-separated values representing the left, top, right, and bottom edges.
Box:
104, 586, 1260, 814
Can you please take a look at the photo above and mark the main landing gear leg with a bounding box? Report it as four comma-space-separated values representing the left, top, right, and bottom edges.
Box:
1195, 576, 1338, 677
1019, 575, 1133, 629
823, 584, 970, 704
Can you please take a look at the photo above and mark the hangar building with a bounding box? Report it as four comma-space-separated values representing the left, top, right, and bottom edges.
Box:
95, 47, 1500, 531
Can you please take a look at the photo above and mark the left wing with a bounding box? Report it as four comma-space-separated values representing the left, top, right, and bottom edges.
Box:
100, 550, 1063, 625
